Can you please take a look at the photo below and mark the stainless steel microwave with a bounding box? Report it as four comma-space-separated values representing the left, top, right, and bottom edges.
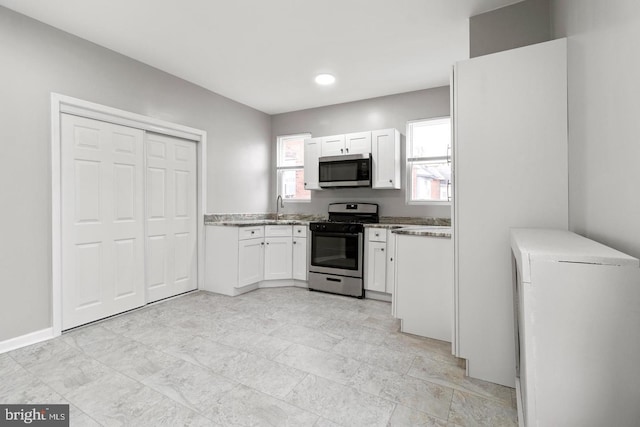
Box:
318, 153, 372, 188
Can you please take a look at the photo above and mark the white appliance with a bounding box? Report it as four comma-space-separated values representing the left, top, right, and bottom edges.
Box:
511, 228, 640, 427
452, 38, 569, 386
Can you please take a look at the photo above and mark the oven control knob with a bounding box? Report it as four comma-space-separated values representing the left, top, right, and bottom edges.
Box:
349, 225, 358, 233
321, 224, 327, 231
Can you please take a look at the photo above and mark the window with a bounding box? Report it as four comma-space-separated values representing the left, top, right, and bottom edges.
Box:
277, 133, 311, 201
406, 117, 452, 203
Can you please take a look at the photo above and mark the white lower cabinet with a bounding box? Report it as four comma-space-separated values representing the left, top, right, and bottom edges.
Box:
292, 237, 308, 280
292, 225, 308, 281
238, 237, 264, 287
205, 224, 307, 296
364, 228, 395, 299
366, 242, 387, 292
395, 234, 452, 341
264, 237, 293, 280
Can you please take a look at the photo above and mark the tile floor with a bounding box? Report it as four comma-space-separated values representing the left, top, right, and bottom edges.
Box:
1, 287, 518, 426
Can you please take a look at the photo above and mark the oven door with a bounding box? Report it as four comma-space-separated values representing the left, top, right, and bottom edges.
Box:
309, 231, 363, 277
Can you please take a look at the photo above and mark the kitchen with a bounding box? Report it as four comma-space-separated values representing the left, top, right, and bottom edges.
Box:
1, 1, 640, 426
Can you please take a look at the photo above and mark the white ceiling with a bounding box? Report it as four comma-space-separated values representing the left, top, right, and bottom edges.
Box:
0, 0, 521, 114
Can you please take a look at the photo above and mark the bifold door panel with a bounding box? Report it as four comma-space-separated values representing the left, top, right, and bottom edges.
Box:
145, 133, 197, 303
61, 114, 146, 329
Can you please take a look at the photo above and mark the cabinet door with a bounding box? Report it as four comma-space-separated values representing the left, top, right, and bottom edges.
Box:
264, 237, 293, 280
385, 230, 396, 295
345, 131, 371, 155
238, 238, 264, 287
292, 237, 307, 281
396, 235, 452, 342
304, 138, 322, 190
372, 129, 400, 189
321, 135, 346, 156
365, 241, 387, 292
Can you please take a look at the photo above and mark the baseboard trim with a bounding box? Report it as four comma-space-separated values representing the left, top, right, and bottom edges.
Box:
0, 327, 55, 354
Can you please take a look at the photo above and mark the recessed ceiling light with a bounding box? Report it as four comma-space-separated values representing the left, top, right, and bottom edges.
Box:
315, 74, 336, 85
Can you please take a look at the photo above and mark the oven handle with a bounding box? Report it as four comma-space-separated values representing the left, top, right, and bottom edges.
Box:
311, 232, 362, 238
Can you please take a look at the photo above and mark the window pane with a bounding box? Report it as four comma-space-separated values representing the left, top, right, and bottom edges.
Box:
278, 135, 307, 167
410, 161, 451, 202
278, 168, 310, 200
410, 118, 451, 158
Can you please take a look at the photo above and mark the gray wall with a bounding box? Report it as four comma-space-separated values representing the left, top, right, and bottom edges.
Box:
551, 0, 640, 259
270, 87, 451, 219
470, 0, 551, 57
0, 7, 271, 342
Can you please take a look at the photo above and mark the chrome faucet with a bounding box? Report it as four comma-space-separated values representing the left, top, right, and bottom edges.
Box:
276, 195, 284, 220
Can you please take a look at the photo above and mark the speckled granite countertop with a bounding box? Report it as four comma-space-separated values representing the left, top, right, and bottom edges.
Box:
391, 226, 452, 238
204, 213, 322, 227
205, 213, 451, 229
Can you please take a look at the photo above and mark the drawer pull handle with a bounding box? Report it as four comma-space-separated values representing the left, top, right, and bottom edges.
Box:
326, 277, 342, 283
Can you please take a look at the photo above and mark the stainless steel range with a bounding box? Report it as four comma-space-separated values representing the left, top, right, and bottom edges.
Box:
308, 202, 379, 298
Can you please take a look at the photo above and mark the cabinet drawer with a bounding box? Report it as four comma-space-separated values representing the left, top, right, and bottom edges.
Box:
265, 225, 292, 237
239, 226, 264, 240
293, 225, 308, 238
368, 228, 387, 243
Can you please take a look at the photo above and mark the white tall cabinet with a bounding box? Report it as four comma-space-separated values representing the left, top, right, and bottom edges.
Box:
371, 129, 400, 189
452, 39, 569, 387
303, 138, 322, 190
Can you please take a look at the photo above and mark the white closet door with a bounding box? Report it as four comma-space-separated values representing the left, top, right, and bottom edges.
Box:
145, 133, 197, 302
61, 114, 145, 329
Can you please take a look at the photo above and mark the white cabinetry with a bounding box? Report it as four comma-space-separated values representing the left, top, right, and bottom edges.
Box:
292, 225, 308, 281
320, 135, 346, 156
453, 39, 568, 387
304, 129, 400, 191
366, 242, 386, 292
344, 131, 372, 155
238, 237, 264, 286
395, 234, 452, 342
205, 224, 308, 296
371, 129, 400, 189
264, 226, 293, 281
365, 228, 395, 300
303, 137, 322, 190
321, 132, 372, 156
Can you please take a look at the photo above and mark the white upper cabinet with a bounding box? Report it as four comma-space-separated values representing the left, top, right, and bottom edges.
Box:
372, 128, 401, 189
344, 131, 372, 155
320, 132, 372, 156
320, 135, 346, 156
303, 137, 322, 190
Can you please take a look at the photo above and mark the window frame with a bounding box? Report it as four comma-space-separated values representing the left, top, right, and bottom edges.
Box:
405, 117, 452, 205
276, 132, 312, 203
